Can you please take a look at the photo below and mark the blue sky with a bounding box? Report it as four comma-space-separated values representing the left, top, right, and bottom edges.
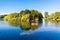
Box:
0, 0, 60, 15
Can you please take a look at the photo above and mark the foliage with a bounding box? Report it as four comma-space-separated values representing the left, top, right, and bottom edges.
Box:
4, 9, 43, 24
4, 12, 18, 21
0, 15, 7, 20
44, 12, 49, 19
49, 12, 60, 20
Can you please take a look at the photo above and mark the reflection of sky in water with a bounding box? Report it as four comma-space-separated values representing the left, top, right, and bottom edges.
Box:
0, 20, 60, 40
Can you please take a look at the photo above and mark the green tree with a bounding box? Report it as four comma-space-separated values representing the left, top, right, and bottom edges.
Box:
45, 12, 49, 19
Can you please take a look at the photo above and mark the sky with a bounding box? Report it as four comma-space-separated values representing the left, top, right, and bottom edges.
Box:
0, 0, 60, 15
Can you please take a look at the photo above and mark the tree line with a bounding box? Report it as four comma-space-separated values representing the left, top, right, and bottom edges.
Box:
45, 12, 60, 20
0, 9, 60, 21
3, 9, 43, 23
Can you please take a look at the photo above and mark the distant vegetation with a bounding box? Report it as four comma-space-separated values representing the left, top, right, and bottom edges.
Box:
0, 15, 7, 20
44, 12, 60, 20
3, 9, 43, 23
0, 9, 60, 23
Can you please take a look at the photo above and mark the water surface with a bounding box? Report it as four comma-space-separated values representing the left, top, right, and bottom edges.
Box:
0, 20, 60, 40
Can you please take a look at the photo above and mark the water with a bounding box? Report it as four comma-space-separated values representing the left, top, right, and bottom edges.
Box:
0, 20, 60, 40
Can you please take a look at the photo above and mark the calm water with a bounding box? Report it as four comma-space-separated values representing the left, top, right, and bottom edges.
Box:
0, 20, 60, 40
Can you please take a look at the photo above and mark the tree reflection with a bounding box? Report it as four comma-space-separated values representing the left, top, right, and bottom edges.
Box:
49, 20, 60, 24
44, 19, 49, 23
7, 19, 43, 31
7, 19, 18, 26
20, 19, 43, 30
44, 18, 60, 24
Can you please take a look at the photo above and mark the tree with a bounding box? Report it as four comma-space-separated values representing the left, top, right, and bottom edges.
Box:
45, 12, 49, 19
4, 12, 18, 21
49, 12, 60, 20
